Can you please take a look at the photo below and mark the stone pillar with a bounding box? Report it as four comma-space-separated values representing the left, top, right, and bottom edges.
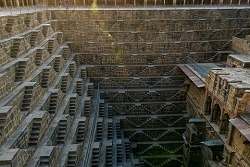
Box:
16, 0, 20, 6
3, 0, 7, 8
173, 0, 176, 5
10, 0, 14, 7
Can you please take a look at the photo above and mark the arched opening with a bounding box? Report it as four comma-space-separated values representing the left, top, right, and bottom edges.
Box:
220, 113, 229, 134
211, 104, 221, 125
204, 96, 212, 115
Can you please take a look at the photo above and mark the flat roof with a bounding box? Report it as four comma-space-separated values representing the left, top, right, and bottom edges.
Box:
228, 54, 250, 63
210, 68, 250, 89
189, 118, 206, 123
229, 117, 250, 141
239, 113, 250, 124
201, 140, 223, 147
178, 64, 205, 88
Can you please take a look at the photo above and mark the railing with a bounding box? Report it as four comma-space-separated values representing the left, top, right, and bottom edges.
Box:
188, 56, 210, 79
82, 83, 100, 167
1, 4, 250, 16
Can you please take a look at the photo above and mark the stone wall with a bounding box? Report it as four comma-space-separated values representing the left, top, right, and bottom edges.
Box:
232, 36, 250, 55
228, 125, 250, 167
206, 68, 250, 117
0, 8, 249, 167
1, 0, 249, 7
186, 82, 205, 117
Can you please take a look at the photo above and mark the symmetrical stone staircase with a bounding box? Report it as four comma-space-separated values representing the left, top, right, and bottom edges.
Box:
0, 8, 249, 167
28, 119, 42, 147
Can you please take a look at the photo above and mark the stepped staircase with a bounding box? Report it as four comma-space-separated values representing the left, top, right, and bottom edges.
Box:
105, 146, 113, 167
83, 97, 91, 117
98, 102, 105, 117
138, 145, 154, 155
128, 131, 137, 139
37, 12, 43, 23
21, 85, 34, 114
80, 68, 86, 81
116, 122, 122, 139
76, 79, 83, 96
69, 63, 75, 77
15, 60, 27, 82
5, 17, 15, 33
30, 31, 39, 47
35, 48, 44, 66
42, 24, 51, 37
10, 38, 21, 58
69, 96, 77, 116
142, 131, 154, 140
125, 141, 130, 160
48, 38, 56, 54
107, 123, 113, 140
87, 83, 94, 97
48, 92, 58, 114
91, 148, 99, 167
117, 144, 123, 165
53, 56, 61, 72
39, 156, 50, 166
28, 119, 41, 148
0, 112, 7, 136
62, 46, 70, 60
66, 151, 77, 167
61, 75, 68, 93
108, 106, 113, 119
41, 68, 50, 88
95, 121, 103, 142
76, 121, 85, 143
57, 119, 67, 145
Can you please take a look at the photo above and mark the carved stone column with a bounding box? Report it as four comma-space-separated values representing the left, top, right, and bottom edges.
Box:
15, 0, 20, 6
3, 0, 7, 8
